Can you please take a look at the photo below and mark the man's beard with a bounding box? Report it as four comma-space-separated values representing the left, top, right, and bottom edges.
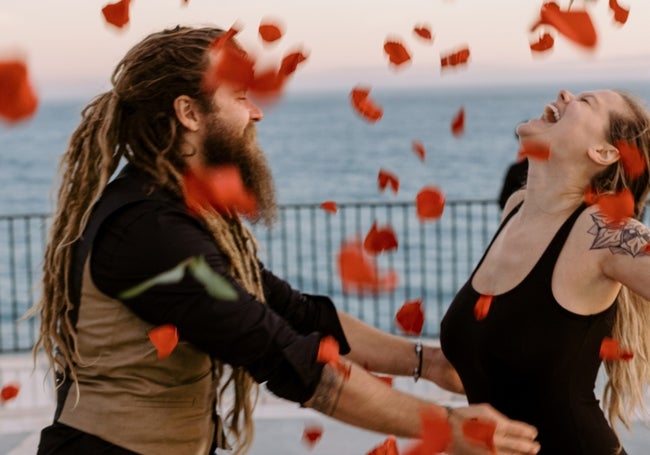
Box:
201, 116, 277, 226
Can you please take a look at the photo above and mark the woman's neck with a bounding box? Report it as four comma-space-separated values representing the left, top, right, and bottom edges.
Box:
521, 161, 588, 218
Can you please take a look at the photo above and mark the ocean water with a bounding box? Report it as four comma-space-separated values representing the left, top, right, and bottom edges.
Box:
2, 81, 649, 215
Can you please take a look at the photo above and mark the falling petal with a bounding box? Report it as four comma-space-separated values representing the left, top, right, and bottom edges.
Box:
451, 107, 465, 137
350, 86, 383, 123
378, 169, 400, 194
203, 26, 255, 93
617, 140, 645, 179
148, 324, 179, 359
337, 239, 398, 295
416, 186, 445, 221
597, 189, 634, 226
530, 32, 555, 52
402, 406, 451, 455
600, 337, 634, 361
462, 419, 497, 453
412, 140, 426, 162
474, 294, 493, 320
413, 25, 433, 42
517, 140, 550, 161
364, 221, 398, 255
182, 165, 258, 219
0, 59, 38, 124
440, 46, 470, 69
367, 435, 399, 455
259, 20, 284, 43
530, 2, 597, 48
280, 50, 309, 76
584, 187, 599, 206
101, 0, 131, 29
302, 423, 324, 448
384, 39, 411, 67
0, 384, 20, 403
609, 0, 630, 25
320, 201, 338, 214
317, 335, 351, 378
395, 299, 425, 336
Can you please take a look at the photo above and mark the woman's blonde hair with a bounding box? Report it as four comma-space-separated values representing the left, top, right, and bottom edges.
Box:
590, 90, 650, 433
32, 26, 259, 454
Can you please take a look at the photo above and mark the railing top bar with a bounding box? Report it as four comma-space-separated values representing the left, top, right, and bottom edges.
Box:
268, 198, 497, 210
0, 213, 51, 221
0, 199, 498, 219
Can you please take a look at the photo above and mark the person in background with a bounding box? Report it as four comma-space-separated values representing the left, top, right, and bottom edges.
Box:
32, 25, 540, 455
498, 127, 528, 210
440, 88, 650, 454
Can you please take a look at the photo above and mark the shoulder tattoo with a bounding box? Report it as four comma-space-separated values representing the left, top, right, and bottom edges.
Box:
588, 213, 650, 257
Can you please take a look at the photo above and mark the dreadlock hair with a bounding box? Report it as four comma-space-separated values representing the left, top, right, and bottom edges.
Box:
32, 25, 262, 454
589, 91, 650, 438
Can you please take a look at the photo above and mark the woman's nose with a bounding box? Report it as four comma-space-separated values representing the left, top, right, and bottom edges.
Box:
557, 89, 573, 103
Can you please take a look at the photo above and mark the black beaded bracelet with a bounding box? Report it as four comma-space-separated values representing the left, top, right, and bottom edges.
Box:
413, 340, 423, 382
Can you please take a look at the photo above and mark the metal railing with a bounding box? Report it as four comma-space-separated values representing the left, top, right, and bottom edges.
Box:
1, 200, 504, 352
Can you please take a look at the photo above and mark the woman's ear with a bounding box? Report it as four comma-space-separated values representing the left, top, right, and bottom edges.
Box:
173, 95, 202, 132
587, 144, 620, 166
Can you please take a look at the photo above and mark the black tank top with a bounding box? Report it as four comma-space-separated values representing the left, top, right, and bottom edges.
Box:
440, 202, 626, 455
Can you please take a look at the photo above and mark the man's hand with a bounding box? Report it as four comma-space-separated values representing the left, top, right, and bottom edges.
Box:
448, 404, 540, 455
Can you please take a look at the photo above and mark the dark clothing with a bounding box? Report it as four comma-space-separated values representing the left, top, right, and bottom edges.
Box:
440, 202, 626, 455
498, 159, 528, 209
38, 165, 349, 454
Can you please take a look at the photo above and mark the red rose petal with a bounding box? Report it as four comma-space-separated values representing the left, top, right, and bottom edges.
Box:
609, 0, 630, 25
259, 21, 284, 43
367, 435, 399, 455
413, 25, 433, 42
474, 294, 493, 321
101, 0, 131, 29
302, 423, 324, 447
517, 140, 550, 161
617, 140, 645, 179
416, 186, 445, 221
395, 299, 425, 336
320, 201, 338, 214
440, 46, 470, 69
378, 169, 400, 194
600, 336, 634, 361
148, 324, 179, 359
402, 406, 451, 455
530, 32, 555, 52
530, 2, 597, 48
412, 140, 426, 162
384, 39, 411, 67
364, 222, 398, 255
350, 86, 383, 123
462, 419, 497, 453
338, 239, 399, 295
451, 107, 465, 137
0, 59, 38, 123
597, 189, 634, 226
0, 384, 20, 403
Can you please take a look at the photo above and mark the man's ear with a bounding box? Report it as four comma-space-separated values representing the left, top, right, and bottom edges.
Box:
173, 95, 202, 132
587, 144, 620, 166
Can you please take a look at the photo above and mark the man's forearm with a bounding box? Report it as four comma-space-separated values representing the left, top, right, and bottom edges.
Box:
303, 362, 437, 438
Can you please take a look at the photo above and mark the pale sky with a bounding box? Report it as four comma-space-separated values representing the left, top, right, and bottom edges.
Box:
2, 0, 649, 98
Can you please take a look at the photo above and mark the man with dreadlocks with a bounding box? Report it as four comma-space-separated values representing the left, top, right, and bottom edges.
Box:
33, 26, 541, 455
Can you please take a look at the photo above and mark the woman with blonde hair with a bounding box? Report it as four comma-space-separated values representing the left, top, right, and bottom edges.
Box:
440, 88, 650, 454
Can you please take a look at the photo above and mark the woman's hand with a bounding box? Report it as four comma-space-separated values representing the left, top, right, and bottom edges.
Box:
447, 404, 540, 455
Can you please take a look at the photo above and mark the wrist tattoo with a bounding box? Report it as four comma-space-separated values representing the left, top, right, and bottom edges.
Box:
309, 364, 345, 416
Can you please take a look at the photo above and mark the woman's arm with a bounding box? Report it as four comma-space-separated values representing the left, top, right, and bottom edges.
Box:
600, 217, 650, 300
338, 311, 465, 393
304, 362, 540, 454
